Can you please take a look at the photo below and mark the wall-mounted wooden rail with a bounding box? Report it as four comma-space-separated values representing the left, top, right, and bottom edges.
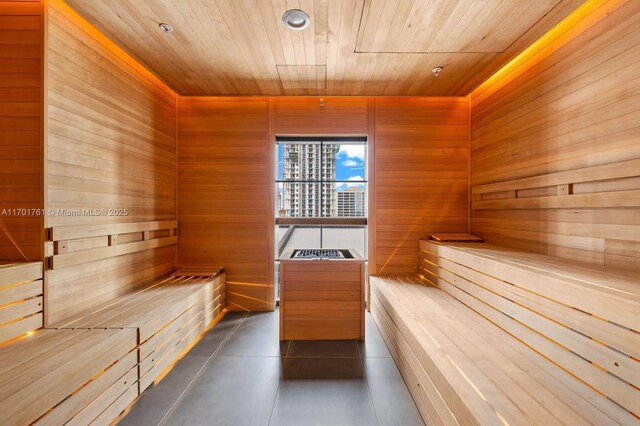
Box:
472, 158, 640, 210
0, 262, 43, 344
47, 221, 177, 270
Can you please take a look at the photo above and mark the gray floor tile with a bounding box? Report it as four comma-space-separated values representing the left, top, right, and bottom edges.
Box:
269, 380, 378, 426
358, 313, 391, 358
121, 308, 421, 426
287, 340, 360, 358
120, 356, 210, 426
283, 357, 363, 380
188, 311, 245, 357
218, 311, 283, 357
164, 356, 281, 426
364, 358, 424, 426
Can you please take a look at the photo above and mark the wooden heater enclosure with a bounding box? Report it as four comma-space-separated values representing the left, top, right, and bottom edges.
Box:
279, 250, 365, 340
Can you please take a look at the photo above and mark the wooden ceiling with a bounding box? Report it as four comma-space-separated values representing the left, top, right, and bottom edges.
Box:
63, 0, 585, 96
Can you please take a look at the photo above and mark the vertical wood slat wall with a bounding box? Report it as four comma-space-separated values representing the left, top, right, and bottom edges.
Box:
469, 0, 640, 272
0, 0, 43, 262
45, 0, 178, 324
178, 97, 270, 311
177, 96, 471, 310
374, 97, 470, 275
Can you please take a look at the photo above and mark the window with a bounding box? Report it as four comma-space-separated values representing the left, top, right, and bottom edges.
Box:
274, 137, 368, 301
276, 137, 367, 219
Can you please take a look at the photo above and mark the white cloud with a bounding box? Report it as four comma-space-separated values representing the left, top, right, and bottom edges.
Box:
336, 176, 365, 191
342, 159, 360, 167
346, 176, 365, 189
338, 145, 365, 161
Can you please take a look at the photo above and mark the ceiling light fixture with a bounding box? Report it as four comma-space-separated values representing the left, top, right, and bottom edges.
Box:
282, 9, 310, 30
159, 23, 173, 33
432, 66, 443, 76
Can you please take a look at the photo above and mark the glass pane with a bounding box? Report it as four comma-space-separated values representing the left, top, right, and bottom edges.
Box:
329, 143, 366, 182
277, 144, 284, 181
322, 226, 367, 259
276, 225, 321, 259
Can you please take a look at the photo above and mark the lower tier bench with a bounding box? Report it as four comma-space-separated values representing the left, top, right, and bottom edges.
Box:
0, 262, 44, 344
0, 328, 137, 425
371, 275, 637, 425
51, 270, 226, 393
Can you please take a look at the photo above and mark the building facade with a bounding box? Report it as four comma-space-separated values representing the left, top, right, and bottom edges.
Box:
282, 144, 339, 217
337, 187, 365, 217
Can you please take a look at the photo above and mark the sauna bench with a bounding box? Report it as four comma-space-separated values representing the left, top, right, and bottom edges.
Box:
0, 327, 138, 425
0, 262, 44, 345
0, 269, 225, 426
370, 240, 639, 425
49, 269, 226, 393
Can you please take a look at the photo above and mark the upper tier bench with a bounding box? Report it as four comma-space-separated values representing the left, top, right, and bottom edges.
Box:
0, 221, 226, 425
370, 239, 639, 425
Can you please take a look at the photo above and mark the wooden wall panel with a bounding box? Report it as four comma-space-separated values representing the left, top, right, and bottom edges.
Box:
45, 0, 178, 324
374, 97, 469, 275
179, 96, 470, 308
270, 97, 369, 135
178, 97, 270, 311
470, 0, 640, 271
0, 0, 43, 262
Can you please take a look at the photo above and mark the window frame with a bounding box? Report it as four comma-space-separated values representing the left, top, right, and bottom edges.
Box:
275, 136, 368, 226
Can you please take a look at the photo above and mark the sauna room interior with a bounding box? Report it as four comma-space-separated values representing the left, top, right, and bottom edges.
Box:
0, 0, 638, 425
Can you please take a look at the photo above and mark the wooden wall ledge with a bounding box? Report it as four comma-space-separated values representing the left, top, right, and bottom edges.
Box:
47, 221, 177, 270
472, 158, 640, 209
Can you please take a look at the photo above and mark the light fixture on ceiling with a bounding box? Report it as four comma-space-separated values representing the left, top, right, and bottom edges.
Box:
282, 9, 310, 30
432, 66, 443, 76
159, 23, 173, 33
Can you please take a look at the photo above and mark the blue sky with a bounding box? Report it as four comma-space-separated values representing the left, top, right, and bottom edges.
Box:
277, 144, 366, 191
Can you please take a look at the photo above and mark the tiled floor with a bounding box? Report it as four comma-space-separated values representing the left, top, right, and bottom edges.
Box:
121, 310, 424, 426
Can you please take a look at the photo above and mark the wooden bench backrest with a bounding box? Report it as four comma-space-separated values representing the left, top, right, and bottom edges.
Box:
0, 262, 43, 344
419, 240, 640, 417
45, 220, 177, 325
47, 220, 177, 270
470, 159, 640, 272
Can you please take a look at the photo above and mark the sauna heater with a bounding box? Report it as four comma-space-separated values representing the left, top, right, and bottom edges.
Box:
291, 248, 350, 260
279, 248, 365, 341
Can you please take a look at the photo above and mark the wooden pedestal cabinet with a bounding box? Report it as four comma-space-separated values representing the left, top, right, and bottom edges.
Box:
279, 253, 365, 341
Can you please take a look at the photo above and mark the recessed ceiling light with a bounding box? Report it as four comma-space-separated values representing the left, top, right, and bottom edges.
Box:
159, 23, 173, 33
282, 9, 310, 30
